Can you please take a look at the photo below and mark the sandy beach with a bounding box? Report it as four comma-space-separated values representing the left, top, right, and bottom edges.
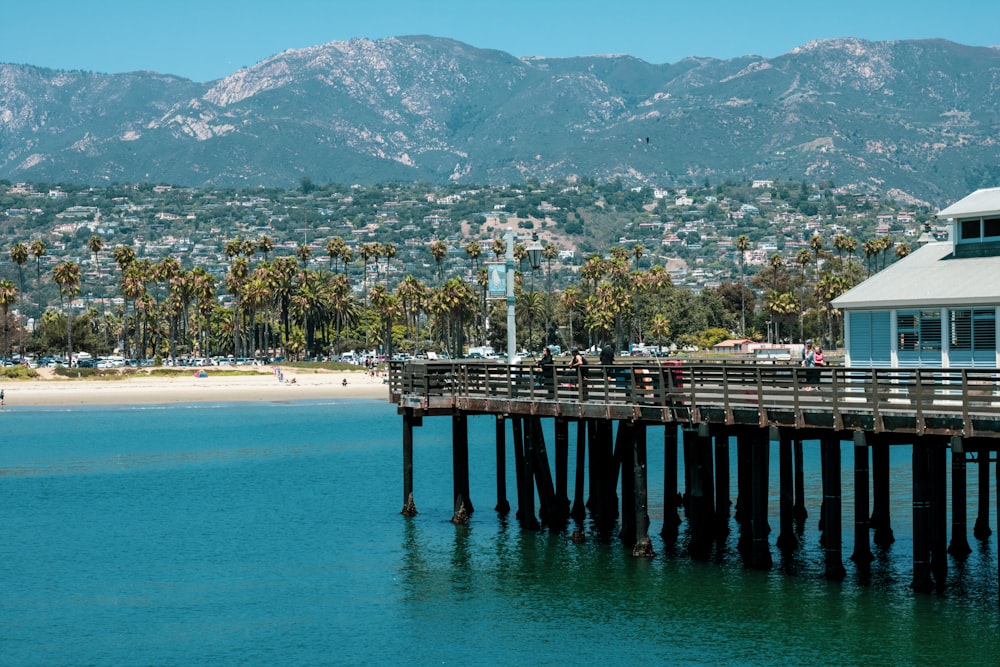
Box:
0, 367, 389, 407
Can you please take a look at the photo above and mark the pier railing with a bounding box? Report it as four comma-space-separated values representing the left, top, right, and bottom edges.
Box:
390, 360, 1000, 438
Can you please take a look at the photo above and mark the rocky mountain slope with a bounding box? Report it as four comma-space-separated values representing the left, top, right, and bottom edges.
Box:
1, 35, 998, 203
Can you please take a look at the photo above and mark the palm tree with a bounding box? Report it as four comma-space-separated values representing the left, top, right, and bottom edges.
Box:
561, 286, 580, 349
464, 240, 482, 271
52, 261, 81, 364
30, 239, 46, 282
735, 235, 752, 336
328, 273, 359, 354
396, 275, 427, 353
325, 237, 346, 272
895, 242, 911, 260
87, 235, 103, 267
429, 240, 448, 282
632, 243, 645, 270
491, 237, 506, 261
648, 312, 671, 353
0, 279, 17, 360
10, 242, 29, 300
296, 243, 312, 268
257, 235, 274, 261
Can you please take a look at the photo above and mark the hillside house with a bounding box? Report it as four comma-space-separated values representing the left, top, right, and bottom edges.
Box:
832, 187, 1000, 368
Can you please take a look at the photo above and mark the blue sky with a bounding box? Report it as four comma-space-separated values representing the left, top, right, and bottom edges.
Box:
3, 0, 997, 82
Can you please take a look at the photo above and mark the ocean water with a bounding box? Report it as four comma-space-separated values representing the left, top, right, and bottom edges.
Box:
2, 399, 999, 666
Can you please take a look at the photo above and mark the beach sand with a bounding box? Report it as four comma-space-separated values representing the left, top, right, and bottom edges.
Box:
0, 367, 389, 407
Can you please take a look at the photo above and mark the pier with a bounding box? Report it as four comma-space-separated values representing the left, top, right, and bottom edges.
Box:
390, 359, 1000, 594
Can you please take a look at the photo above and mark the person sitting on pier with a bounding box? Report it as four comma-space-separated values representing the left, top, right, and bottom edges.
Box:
537, 347, 554, 396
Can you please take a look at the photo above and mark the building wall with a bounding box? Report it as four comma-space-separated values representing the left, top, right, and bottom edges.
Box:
844, 307, 999, 368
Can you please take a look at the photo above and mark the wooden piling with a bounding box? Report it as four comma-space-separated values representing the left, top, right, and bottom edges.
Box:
930, 439, 948, 587
632, 422, 655, 558
777, 427, 797, 552
554, 417, 571, 520
821, 437, 846, 581
494, 415, 510, 514
871, 438, 895, 548
660, 424, 681, 542
974, 444, 992, 539
793, 438, 808, 525
736, 429, 752, 557
850, 431, 873, 573
948, 436, 972, 558
911, 440, 934, 592
750, 428, 772, 570
571, 420, 587, 522
451, 413, 471, 524
713, 426, 730, 542
401, 409, 418, 516
619, 421, 636, 546
687, 424, 714, 560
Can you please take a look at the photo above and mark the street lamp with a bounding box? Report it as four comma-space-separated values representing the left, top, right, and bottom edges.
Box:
527, 234, 543, 352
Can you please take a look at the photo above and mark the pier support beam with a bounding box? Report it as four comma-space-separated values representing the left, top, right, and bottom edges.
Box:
821, 436, 846, 581
450, 413, 472, 524
401, 409, 419, 516
660, 424, 681, 543
776, 428, 797, 552
948, 436, 972, 558
793, 439, 808, 525
749, 428, 772, 570
631, 423, 655, 557
974, 444, 992, 540
528, 416, 558, 528
850, 431, 873, 575
512, 417, 539, 530
714, 426, 730, 542
620, 422, 636, 546
930, 439, 948, 587
870, 438, 895, 548
495, 415, 510, 514
687, 424, 715, 560
571, 420, 587, 523
554, 417, 571, 521
735, 429, 752, 557
911, 440, 934, 592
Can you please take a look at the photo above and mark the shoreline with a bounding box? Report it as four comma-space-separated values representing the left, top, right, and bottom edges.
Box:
0, 368, 389, 407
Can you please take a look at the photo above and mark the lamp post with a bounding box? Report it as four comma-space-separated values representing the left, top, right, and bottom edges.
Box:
527, 234, 543, 353
505, 229, 516, 364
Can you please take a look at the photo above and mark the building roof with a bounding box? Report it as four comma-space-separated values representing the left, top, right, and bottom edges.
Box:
936, 187, 1000, 220
832, 241, 1000, 310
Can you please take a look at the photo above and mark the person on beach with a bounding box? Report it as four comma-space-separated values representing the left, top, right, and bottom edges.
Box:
1, 388, 4, 406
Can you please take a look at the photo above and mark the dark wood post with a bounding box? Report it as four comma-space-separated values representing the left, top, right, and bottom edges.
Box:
401, 409, 418, 516
974, 444, 992, 540
948, 436, 972, 558
850, 430, 873, 573
632, 422, 655, 557
930, 439, 948, 587
511, 416, 528, 526
777, 427, 797, 552
661, 423, 681, 542
821, 436, 846, 580
571, 420, 587, 522
736, 428, 752, 557
619, 421, 636, 546
911, 440, 933, 592
871, 438, 895, 548
529, 416, 558, 527
793, 438, 808, 524
714, 426, 731, 542
494, 415, 510, 514
451, 413, 471, 524
554, 417, 570, 519
750, 428, 772, 570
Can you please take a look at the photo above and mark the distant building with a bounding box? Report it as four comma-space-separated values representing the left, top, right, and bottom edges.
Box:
833, 187, 1000, 368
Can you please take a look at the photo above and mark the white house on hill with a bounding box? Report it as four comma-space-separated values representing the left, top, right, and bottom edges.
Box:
832, 187, 1000, 368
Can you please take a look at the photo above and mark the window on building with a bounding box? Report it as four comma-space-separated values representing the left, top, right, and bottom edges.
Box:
898, 310, 942, 351
951, 309, 995, 351
960, 219, 980, 240
985, 217, 1000, 240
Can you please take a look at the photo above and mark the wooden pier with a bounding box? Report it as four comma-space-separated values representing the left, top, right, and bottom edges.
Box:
390, 359, 1000, 594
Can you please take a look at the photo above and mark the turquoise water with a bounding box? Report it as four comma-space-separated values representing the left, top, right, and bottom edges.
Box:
2, 399, 999, 666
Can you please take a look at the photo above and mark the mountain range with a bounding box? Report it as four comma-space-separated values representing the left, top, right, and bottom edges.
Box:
1, 35, 998, 204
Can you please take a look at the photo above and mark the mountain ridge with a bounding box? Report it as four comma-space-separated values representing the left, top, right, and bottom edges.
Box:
1, 35, 998, 204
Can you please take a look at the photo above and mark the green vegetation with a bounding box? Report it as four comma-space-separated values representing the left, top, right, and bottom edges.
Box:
0, 177, 928, 361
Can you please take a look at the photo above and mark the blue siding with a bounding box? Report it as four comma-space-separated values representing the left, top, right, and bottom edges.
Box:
849, 311, 891, 367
